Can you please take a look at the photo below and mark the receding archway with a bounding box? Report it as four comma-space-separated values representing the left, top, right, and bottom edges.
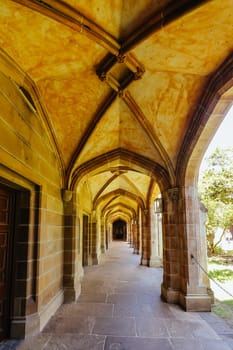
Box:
113, 219, 127, 241
171, 56, 233, 311
82, 214, 89, 266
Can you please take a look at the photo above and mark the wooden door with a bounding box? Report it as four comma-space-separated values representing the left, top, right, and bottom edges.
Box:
0, 187, 14, 339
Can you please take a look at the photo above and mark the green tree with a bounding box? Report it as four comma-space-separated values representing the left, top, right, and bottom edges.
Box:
199, 147, 233, 255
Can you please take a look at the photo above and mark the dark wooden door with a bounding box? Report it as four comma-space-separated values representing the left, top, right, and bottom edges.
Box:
0, 187, 14, 339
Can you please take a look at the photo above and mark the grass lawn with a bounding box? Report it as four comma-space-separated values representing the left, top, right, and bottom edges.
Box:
209, 268, 233, 283
208, 257, 233, 323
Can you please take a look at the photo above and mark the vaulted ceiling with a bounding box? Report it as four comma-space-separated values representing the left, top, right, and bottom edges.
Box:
1, 0, 233, 219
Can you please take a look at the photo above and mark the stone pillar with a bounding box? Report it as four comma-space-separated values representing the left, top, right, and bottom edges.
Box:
105, 218, 109, 250
150, 213, 163, 267
62, 189, 82, 302
140, 209, 151, 266
89, 210, 98, 265
161, 187, 181, 304
199, 200, 214, 302
132, 218, 139, 254
128, 221, 133, 247
179, 185, 211, 311
100, 216, 106, 253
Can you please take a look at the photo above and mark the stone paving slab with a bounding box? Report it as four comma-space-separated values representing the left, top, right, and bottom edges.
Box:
42, 315, 95, 334
16, 335, 105, 350
92, 317, 136, 336
44, 335, 105, 350
0, 340, 22, 350
171, 338, 232, 350
225, 338, 233, 350
107, 293, 138, 305
104, 336, 173, 350
113, 302, 174, 318
165, 318, 220, 339
135, 317, 169, 337
78, 293, 107, 303
1, 242, 233, 350
57, 302, 114, 317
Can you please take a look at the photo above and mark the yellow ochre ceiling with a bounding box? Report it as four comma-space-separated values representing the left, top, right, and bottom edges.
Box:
0, 0, 233, 218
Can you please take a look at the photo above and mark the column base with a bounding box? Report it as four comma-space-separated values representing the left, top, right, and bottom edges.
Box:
207, 287, 215, 304
140, 257, 150, 266
101, 246, 106, 254
63, 266, 83, 303
64, 285, 81, 302
179, 292, 212, 311
161, 283, 179, 304
87, 253, 99, 265
161, 283, 212, 311
150, 257, 162, 267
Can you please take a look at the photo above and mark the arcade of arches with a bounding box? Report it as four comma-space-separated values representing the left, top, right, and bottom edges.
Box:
0, 0, 233, 340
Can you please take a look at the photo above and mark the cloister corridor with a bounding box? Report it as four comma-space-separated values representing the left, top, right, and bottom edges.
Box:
1, 241, 233, 350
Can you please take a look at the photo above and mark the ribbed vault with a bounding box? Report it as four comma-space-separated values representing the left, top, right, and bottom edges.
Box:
1, 0, 233, 227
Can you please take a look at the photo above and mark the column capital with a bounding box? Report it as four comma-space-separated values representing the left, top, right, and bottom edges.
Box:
61, 189, 73, 202
92, 210, 96, 220
167, 187, 179, 202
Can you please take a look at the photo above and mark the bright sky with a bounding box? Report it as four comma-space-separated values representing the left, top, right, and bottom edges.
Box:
199, 104, 233, 173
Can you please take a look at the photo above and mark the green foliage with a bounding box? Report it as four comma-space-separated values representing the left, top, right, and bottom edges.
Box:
209, 257, 233, 265
199, 147, 233, 255
208, 258, 227, 265
209, 269, 233, 283
213, 245, 225, 255
200, 148, 233, 204
212, 304, 232, 318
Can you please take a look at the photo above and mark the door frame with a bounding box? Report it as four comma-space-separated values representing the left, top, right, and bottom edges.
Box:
0, 173, 39, 338
0, 185, 16, 339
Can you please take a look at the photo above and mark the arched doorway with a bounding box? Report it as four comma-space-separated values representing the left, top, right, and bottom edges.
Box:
113, 220, 127, 241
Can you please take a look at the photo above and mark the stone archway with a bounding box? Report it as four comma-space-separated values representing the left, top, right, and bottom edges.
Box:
168, 54, 233, 311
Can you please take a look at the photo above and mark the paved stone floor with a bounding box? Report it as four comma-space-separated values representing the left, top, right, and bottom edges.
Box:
1, 241, 233, 349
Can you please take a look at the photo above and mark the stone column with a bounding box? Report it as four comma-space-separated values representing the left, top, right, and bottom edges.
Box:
131, 218, 139, 254
199, 200, 214, 302
128, 221, 134, 247
179, 185, 211, 311
140, 209, 151, 266
161, 187, 181, 303
100, 216, 106, 253
150, 212, 163, 267
105, 219, 109, 250
90, 210, 98, 265
62, 189, 82, 302
132, 218, 139, 254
